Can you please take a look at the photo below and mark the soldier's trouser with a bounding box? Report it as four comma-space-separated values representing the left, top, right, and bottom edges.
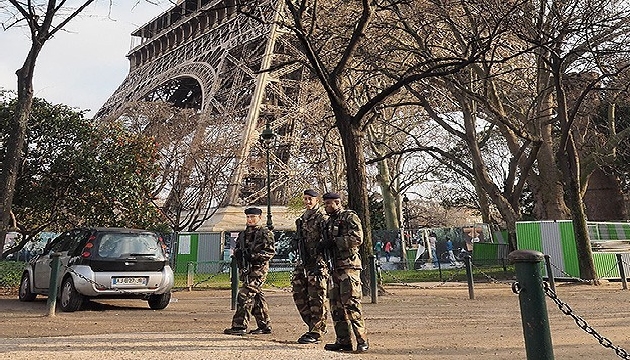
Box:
291, 264, 328, 335
328, 268, 367, 345
232, 268, 270, 329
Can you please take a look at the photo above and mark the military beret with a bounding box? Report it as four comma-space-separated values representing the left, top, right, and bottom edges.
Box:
322, 192, 340, 200
244, 207, 263, 215
303, 189, 319, 197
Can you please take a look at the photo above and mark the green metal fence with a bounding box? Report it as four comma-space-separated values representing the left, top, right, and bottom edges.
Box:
472, 243, 510, 267
174, 259, 293, 290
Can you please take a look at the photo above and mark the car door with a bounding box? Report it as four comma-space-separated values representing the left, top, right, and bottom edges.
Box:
32, 229, 85, 291
33, 233, 69, 290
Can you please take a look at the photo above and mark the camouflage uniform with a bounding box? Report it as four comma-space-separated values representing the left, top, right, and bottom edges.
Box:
324, 209, 368, 348
291, 208, 329, 338
231, 225, 275, 331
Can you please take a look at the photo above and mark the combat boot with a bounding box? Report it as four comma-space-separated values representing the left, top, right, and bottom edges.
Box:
356, 341, 369, 352
249, 326, 272, 334
223, 327, 246, 335
324, 342, 353, 352
297, 332, 321, 344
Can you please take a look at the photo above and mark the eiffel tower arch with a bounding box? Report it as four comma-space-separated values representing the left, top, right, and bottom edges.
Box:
97, 0, 324, 230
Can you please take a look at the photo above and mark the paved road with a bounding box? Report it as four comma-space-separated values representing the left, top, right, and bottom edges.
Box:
0, 332, 356, 360
2, 282, 629, 359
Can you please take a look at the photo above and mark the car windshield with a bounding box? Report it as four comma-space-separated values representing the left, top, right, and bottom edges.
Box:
97, 233, 165, 260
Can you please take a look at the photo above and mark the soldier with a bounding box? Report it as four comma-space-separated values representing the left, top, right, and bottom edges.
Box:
318, 192, 369, 352
292, 189, 329, 344
224, 207, 275, 336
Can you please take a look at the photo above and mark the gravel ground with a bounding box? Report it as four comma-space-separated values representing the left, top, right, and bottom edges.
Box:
2, 281, 630, 359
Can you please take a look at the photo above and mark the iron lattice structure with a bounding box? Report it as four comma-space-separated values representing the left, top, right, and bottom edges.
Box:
97, 0, 322, 208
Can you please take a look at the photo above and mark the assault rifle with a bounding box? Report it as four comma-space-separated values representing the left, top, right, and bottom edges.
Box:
295, 218, 309, 263
294, 218, 308, 276
320, 223, 335, 272
235, 232, 250, 273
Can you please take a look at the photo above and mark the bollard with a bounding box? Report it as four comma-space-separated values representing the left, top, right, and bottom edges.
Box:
47, 252, 62, 317
616, 254, 628, 290
230, 256, 238, 310
369, 255, 377, 304
509, 250, 554, 360
543, 254, 556, 294
187, 262, 194, 291
464, 254, 474, 300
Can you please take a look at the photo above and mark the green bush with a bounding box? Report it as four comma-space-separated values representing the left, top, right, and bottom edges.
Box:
0, 260, 26, 290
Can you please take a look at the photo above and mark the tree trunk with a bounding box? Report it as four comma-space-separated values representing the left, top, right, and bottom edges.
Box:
376, 159, 399, 230
473, 179, 491, 224
553, 66, 598, 283
336, 116, 373, 295
558, 136, 598, 282
531, 126, 571, 220
337, 118, 373, 256
0, 45, 41, 257
460, 100, 520, 250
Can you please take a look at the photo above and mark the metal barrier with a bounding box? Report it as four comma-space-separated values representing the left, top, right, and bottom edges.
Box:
47, 253, 61, 317
512, 250, 630, 359
510, 250, 554, 359
369, 254, 377, 303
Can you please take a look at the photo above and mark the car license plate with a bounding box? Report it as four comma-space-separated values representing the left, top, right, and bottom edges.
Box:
112, 277, 147, 286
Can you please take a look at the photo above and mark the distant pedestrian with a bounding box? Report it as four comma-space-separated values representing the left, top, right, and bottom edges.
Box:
384, 240, 392, 262
428, 232, 438, 267
446, 237, 456, 265
374, 240, 383, 260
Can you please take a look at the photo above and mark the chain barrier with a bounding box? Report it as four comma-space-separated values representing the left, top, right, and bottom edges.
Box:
63, 265, 139, 296
264, 261, 293, 293
547, 261, 596, 284
175, 261, 232, 293
265, 280, 292, 293
541, 282, 630, 359
546, 257, 623, 285
470, 262, 514, 286
600, 261, 621, 280
378, 261, 464, 289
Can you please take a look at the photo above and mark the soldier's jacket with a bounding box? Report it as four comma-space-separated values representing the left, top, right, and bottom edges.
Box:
296, 208, 327, 269
235, 225, 275, 270
325, 209, 363, 270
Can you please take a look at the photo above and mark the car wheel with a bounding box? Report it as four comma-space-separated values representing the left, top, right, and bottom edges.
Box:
147, 292, 171, 310
60, 277, 84, 312
18, 272, 37, 302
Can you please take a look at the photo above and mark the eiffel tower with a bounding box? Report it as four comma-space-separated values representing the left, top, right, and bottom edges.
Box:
97, 0, 322, 230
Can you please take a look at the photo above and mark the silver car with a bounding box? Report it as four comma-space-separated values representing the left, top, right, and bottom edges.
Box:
18, 227, 174, 312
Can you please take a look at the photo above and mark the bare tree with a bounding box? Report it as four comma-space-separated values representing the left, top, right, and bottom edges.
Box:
0, 0, 101, 252
112, 101, 240, 233
485, 0, 630, 280
388, 0, 630, 278
235, 0, 487, 268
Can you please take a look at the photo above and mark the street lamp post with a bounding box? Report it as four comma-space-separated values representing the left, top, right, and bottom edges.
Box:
402, 194, 410, 230
401, 194, 410, 269
259, 122, 276, 230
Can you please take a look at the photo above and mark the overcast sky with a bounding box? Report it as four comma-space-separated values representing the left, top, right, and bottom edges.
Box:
0, 2, 173, 118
